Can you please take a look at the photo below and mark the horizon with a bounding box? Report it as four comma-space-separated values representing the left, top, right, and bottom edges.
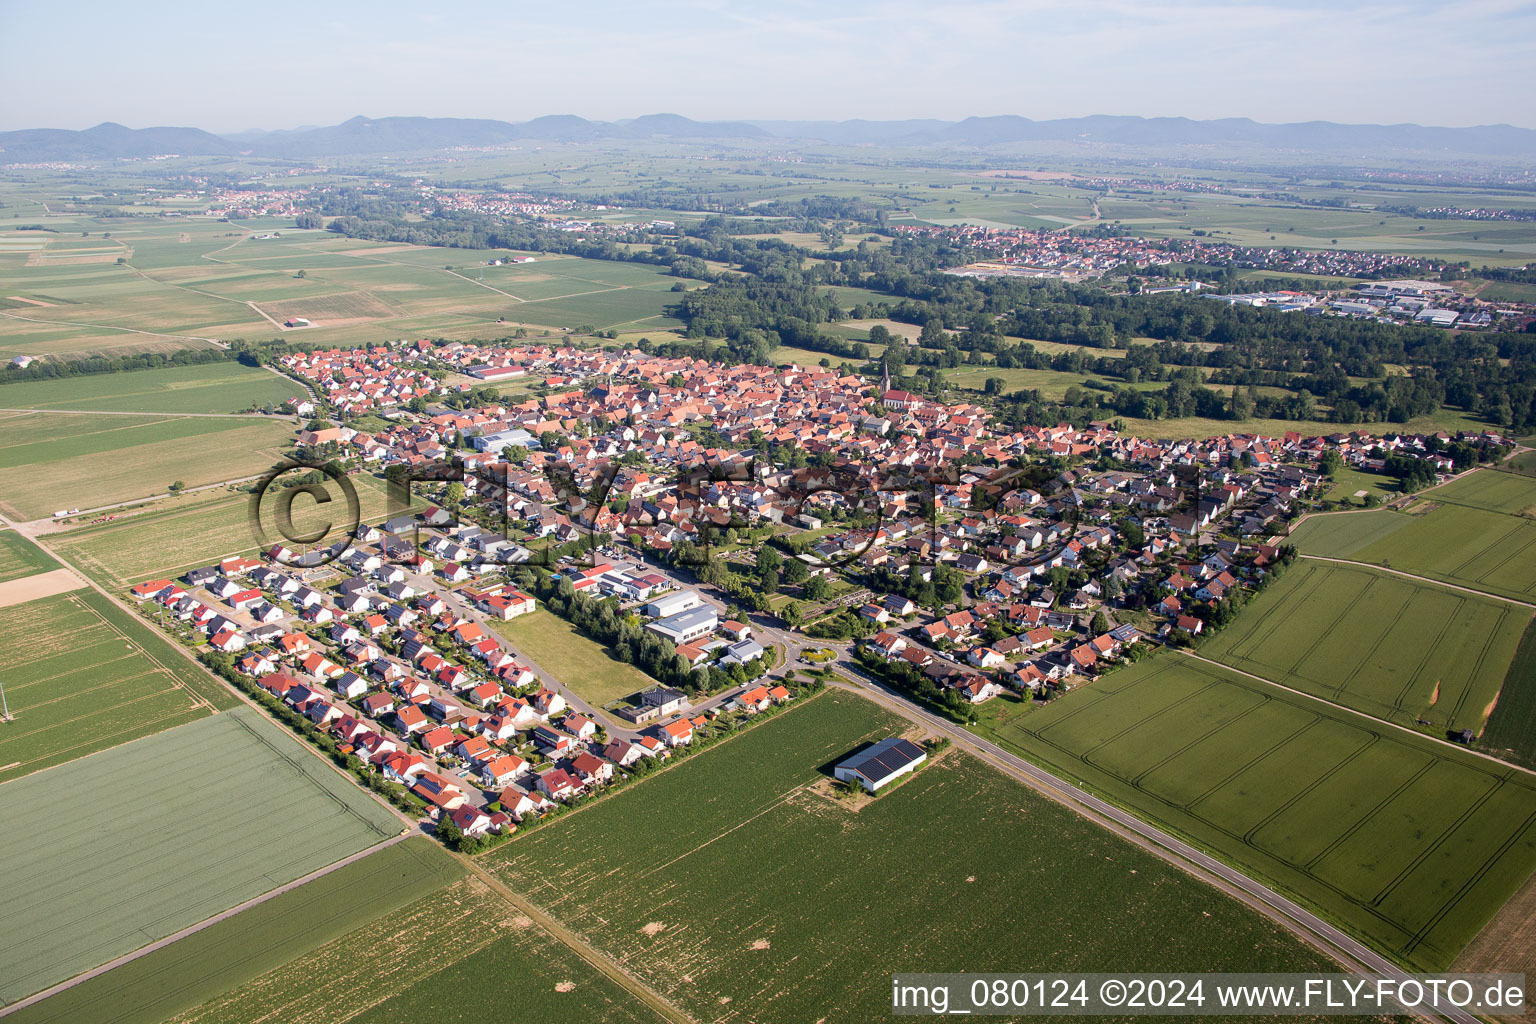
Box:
12, 110, 1536, 136
2, 0, 1533, 132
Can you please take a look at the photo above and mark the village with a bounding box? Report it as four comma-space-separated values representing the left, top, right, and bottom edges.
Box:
123, 337, 1511, 846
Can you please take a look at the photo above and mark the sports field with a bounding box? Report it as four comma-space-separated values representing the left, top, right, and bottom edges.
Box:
171, 874, 667, 1024
0, 362, 303, 413
1200, 559, 1528, 734
984, 655, 1536, 971
0, 528, 59, 582
0, 707, 403, 1006
1287, 476, 1536, 603
486, 692, 1333, 1021
491, 609, 656, 708
0, 410, 296, 521
47, 470, 419, 589
0, 588, 235, 783
6, 838, 463, 1024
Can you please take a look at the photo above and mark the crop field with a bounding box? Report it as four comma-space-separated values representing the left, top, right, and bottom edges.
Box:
0, 588, 235, 782
1431, 469, 1536, 516
985, 655, 1536, 970
486, 691, 1334, 1021
47, 470, 422, 589
0, 362, 303, 413
1286, 477, 1536, 602
1200, 560, 1527, 734
0, 707, 403, 1005
491, 609, 656, 709
0, 410, 296, 521
0, 528, 59, 582
0, 217, 687, 359
171, 874, 666, 1024
1481, 620, 1536, 769
6, 838, 463, 1024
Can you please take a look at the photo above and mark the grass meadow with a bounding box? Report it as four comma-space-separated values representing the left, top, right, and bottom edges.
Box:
4, 838, 463, 1024
1199, 559, 1527, 735
976, 655, 1536, 971
0, 410, 296, 521
491, 609, 656, 709
486, 691, 1335, 1021
0, 588, 235, 783
0, 707, 402, 1005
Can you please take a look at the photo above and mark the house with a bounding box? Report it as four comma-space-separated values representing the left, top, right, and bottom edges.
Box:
603, 738, 646, 767
395, 704, 431, 734
833, 737, 928, 793
480, 754, 529, 787
958, 676, 1004, 703
536, 768, 583, 801
447, 804, 493, 837
455, 735, 493, 764
1175, 614, 1205, 635
501, 787, 556, 822
420, 725, 457, 755
639, 686, 688, 714
570, 751, 613, 786
209, 628, 247, 653
967, 646, 1006, 670
737, 685, 772, 713
563, 714, 597, 740
656, 718, 694, 747
868, 630, 907, 658
534, 725, 574, 757
720, 619, 752, 641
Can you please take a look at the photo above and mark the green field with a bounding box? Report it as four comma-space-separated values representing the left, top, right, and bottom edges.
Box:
1481, 620, 1536, 769
0, 222, 686, 360
1286, 474, 1536, 602
491, 609, 656, 709
486, 691, 1334, 1021
1200, 560, 1528, 734
47, 470, 419, 589
976, 655, 1536, 970
170, 874, 666, 1024
5, 838, 463, 1024
0, 410, 295, 521
0, 588, 236, 782
0, 363, 303, 413
0, 528, 59, 582
0, 707, 403, 1005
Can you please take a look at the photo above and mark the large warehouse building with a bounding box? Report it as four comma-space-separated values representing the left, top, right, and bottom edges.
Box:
833, 738, 928, 793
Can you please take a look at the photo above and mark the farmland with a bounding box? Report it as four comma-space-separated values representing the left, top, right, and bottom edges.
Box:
0, 216, 686, 361
486, 692, 1334, 1021
1286, 471, 1536, 602
46, 470, 420, 589
1481, 620, 1536, 768
0, 362, 303, 413
978, 655, 1536, 970
0, 528, 59, 582
0, 410, 296, 521
0, 707, 403, 1006
168, 875, 668, 1024
490, 609, 656, 709
1199, 559, 1528, 735
5, 838, 463, 1024
0, 588, 235, 783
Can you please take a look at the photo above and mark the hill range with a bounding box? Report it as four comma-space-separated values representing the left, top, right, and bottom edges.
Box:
3, 112, 1535, 162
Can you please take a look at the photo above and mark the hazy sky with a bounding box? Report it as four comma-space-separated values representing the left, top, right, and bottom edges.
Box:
2, 0, 1532, 131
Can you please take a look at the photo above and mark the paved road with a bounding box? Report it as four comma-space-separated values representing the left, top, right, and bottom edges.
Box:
831, 666, 1476, 1024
